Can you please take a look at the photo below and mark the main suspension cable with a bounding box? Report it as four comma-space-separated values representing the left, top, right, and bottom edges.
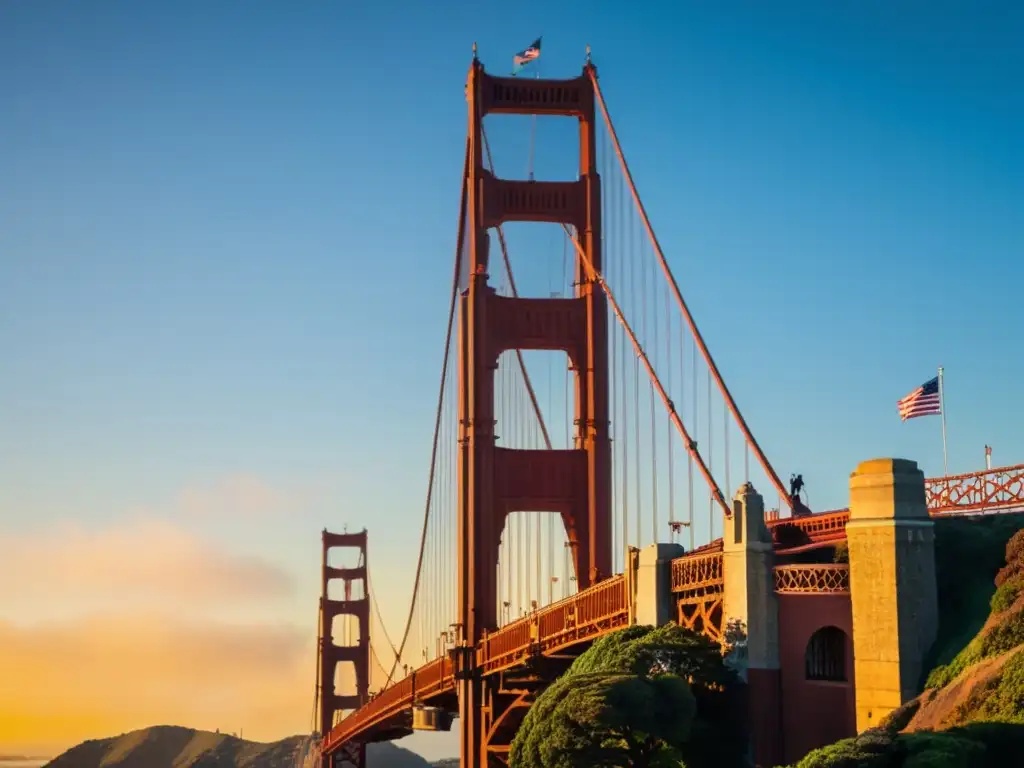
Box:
382, 138, 470, 687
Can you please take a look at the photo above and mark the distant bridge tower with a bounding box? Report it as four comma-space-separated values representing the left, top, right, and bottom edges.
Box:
319, 529, 370, 768
456, 55, 611, 767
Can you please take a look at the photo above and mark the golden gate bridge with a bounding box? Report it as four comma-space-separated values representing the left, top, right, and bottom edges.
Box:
312, 49, 1024, 768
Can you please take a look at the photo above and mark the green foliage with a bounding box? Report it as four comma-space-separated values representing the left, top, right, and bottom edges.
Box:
899, 730, 986, 768
832, 542, 849, 564
878, 699, 921, 732
788, 723, 1024, 768
788, 727, 895, 768
509, 625, 745, 768
995, 528, 1024, 587
949, 646, 1024, 724
512, 671, 695, 768
927, 587, 1024, 690
989, 579, 1021, 614
923, 515, 1024, 687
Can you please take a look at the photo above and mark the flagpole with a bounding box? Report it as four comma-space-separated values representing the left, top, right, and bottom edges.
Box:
938, 365, 948, 475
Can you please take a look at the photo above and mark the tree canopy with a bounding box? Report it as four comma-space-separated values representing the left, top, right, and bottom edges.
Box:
508, 624, 746, 768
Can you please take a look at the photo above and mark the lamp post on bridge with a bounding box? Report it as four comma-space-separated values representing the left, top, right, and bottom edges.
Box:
669, 520, 690, 547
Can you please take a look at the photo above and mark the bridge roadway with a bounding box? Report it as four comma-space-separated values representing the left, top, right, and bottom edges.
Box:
323, 463, 1024, 754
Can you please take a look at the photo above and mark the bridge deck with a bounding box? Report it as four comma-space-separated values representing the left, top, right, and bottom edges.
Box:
323, 575, 630, 751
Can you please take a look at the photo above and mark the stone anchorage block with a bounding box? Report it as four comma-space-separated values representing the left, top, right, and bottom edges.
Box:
849, 458, 928, 521
635, 542, 685, 628
847, 457, 938, 733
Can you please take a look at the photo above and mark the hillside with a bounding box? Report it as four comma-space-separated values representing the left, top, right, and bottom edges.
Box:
790, 520, 1024, 767
899, 522, 1024, 731
42, 726, 432, 768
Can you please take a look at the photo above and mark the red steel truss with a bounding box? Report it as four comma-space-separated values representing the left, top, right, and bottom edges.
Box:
671, 551, 725, 642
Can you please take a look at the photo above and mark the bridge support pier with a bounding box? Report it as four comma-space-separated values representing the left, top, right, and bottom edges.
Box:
722, 483, 782, 768
636, 543, 685, 627
847, 458, 938, 733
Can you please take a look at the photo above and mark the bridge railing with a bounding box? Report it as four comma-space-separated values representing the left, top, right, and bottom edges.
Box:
328, 573, 633, 749
767, 509, 851, 550
671, 551, 724, 596
324, 655, 455, 751
480, 573, 629, 673
774, 564, 850, 594
927, 463, 1024, 514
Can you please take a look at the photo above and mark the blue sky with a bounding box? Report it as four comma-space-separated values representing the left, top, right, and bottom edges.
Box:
1, 0, 1021, 758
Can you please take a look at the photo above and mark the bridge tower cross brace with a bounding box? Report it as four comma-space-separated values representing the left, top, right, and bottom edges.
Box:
319, 529, 370, 768
456, 57, 610, 767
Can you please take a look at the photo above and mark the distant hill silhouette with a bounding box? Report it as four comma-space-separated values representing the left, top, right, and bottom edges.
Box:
42, 726, 432, 768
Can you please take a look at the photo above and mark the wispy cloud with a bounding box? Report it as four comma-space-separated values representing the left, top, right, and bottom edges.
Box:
0, 517, 295, 612
0, 615, 311, 757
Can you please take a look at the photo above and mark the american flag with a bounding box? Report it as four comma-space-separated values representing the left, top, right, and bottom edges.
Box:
512, 37, 541, 74
897, 376, 942, 421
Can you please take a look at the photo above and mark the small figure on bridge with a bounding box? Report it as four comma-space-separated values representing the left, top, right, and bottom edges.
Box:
790, 473, 804, 499
790, 473, 811, 516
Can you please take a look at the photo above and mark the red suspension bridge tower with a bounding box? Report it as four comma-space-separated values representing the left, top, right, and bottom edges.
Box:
318, 529, 370, 768
454, 55, 612, 767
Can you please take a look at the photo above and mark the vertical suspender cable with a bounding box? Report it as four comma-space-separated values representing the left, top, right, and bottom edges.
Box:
590, 70, 790, 509
563, 224, 730, 517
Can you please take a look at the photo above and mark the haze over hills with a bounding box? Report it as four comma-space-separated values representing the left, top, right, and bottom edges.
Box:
37, 727, 441, 768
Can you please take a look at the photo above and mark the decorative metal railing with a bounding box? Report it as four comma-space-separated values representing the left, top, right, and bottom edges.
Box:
670, 551, 724, 597
927, 464, 1024, 514
774, 564, 850, 594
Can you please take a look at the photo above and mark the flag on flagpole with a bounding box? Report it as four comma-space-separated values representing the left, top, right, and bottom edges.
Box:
897, 376, 942, 421
512, 37, 541, 75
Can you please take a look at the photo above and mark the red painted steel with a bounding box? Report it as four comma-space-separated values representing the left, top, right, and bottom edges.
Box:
670, 551, 724, 594
774, 564, 851, 594
323, 576, 629, 751
319, 529, 369, 768
928, 463, 1024, 514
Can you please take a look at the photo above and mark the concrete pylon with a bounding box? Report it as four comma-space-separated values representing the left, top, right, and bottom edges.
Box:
722, 482, 781, 767
635, 542, 686, 627
847, 458, 938, 733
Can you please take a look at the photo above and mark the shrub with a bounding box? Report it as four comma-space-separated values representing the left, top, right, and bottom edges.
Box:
878, 699, 920, 732
951, 646, 1024, 724
788, 727, 895, 768
990, 579, 1021, 614
996, 529, 1024, 587
897, 730, 986, 767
